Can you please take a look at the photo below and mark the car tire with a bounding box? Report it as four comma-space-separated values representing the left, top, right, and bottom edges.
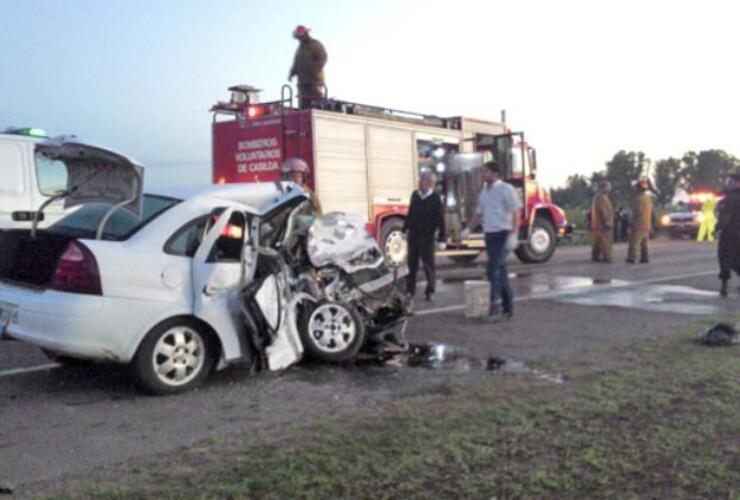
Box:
299, 301, 365, 362
447, 254, 480, 266
515, 216, 557, 263
379, 218, 407, 268
131, 318, 216, 395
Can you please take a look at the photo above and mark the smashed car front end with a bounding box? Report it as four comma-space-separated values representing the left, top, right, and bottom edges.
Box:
238, 200, 410, 371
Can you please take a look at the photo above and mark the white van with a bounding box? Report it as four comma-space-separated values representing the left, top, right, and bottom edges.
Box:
0, 128, 71, 229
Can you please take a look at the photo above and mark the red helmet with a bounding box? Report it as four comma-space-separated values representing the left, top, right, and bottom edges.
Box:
283, 157, 309, 175
293, 25, 310, 38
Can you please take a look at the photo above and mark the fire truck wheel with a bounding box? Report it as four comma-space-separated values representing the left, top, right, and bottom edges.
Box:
380, 218, 407, 267
515, 216, 556, 263
299, 301, 366, 362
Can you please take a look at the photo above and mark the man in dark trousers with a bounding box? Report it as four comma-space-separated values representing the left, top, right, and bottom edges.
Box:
462, 162, 522, 319
404, 170, 446, 301
717, 173, 740, 297
288, 25, 327, 109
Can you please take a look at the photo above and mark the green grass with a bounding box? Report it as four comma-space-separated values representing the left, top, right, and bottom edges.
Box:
43, 325, 740, 499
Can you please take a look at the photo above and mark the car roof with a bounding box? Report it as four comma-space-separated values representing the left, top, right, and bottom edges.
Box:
150, 182, 308, 215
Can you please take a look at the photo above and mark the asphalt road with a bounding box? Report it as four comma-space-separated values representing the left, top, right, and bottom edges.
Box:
0, 239, 736, 492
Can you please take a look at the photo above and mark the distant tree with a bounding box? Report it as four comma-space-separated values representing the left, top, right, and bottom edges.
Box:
551, 173, 593, 208
653, 157, 683, 206
683, 149, 739, 191
604, 150, 648, 207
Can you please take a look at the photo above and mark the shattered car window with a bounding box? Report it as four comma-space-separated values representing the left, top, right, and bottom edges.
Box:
207, 211, 247, 263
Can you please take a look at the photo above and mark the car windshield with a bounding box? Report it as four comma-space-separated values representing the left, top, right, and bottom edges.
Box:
49, 194, 180, 240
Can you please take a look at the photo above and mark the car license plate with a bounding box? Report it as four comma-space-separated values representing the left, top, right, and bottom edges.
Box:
0, 301, 17, 336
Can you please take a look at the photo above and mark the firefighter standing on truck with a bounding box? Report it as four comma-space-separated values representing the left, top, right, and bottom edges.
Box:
590, 180, 614, 263
283, 158, 322, 214
288, 25, 327, 109
627, 178, 653, 264
717, 173, 740, 297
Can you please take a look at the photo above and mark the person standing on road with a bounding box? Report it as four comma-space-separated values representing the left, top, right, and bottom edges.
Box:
283, 158, 322, 214
627, 178, 653, 264
696, 195, 718, 243
716, 174, 740, 297
404, 170, 446, 301
591, 181, 614, 263
462, 162, 522, 318
288, 25, 327, 109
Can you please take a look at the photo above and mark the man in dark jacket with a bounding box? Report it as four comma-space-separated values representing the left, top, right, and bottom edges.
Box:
289, 25, 327, 109
717, 173, 740, 297
404, 170, 445, 301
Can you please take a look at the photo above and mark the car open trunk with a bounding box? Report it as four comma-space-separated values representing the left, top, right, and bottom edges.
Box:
0, 229, 74, 288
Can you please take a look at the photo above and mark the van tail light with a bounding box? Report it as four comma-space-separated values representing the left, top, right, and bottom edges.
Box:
50, 241, 102, 296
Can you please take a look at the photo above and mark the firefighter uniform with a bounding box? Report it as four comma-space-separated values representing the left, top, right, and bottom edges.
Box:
696, 197, 718, 242
591, 191, 614, 262
717, 185, 740, 296
627, 189, 653, 263
290, 36, 327, 108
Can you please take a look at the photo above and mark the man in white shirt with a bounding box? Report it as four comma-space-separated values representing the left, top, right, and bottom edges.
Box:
463, 162, 523, 318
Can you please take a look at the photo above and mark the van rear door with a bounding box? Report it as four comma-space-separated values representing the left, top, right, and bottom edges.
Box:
0, 137, 32, 229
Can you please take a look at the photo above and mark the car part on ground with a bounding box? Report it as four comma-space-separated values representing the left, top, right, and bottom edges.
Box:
698, 323, 738, 347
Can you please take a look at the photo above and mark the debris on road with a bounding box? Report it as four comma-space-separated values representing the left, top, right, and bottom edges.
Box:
697, 323, 739, 346
486, 356, 507, 371
0, 481, 14, 495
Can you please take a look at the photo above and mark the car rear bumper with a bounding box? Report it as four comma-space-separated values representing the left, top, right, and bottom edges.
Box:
0, 282, 176, 363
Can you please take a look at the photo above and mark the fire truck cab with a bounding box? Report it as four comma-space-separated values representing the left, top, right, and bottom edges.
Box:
211, 85, 570, 265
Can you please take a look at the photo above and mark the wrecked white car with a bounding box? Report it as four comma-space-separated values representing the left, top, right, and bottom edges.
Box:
0, 137, 409, 394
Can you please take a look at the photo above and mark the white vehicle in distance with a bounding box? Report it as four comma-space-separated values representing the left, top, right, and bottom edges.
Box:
0, 137, 409, 395
0, 127, 75, 229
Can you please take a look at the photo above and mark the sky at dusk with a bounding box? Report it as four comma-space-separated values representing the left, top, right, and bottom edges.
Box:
2, 0, 739, 189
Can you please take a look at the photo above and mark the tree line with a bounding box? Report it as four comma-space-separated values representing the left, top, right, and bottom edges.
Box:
552, 149, 740, 209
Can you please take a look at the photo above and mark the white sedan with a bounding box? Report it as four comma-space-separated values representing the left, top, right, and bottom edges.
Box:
0, 138, 408, 394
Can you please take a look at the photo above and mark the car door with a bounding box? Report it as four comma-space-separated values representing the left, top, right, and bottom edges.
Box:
191, 206, 255, 362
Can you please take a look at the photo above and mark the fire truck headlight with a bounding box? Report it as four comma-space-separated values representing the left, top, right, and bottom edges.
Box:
660, 215, 671, 227
436, 162, 446, 173
433, 147, 446, 159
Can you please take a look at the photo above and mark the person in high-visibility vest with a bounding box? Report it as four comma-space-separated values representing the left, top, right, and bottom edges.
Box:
696, 196, 718, 242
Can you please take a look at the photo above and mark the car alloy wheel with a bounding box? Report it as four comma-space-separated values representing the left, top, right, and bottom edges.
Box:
152, 326, 206, 387
308, 303, 358, 354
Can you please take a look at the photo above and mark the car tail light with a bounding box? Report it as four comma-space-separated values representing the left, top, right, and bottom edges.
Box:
50, 241, 102, 295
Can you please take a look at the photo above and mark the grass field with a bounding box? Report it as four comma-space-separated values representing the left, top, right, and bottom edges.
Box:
44, 319, 739, 500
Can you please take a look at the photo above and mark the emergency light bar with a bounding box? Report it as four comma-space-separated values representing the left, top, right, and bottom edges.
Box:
3, 127, 49, 138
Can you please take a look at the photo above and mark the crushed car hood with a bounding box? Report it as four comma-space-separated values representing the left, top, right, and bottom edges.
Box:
307, 213, 384, 273
36, 136, 144, 215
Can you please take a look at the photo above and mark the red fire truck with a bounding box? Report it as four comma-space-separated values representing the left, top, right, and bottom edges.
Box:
211, 85, 570, 265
